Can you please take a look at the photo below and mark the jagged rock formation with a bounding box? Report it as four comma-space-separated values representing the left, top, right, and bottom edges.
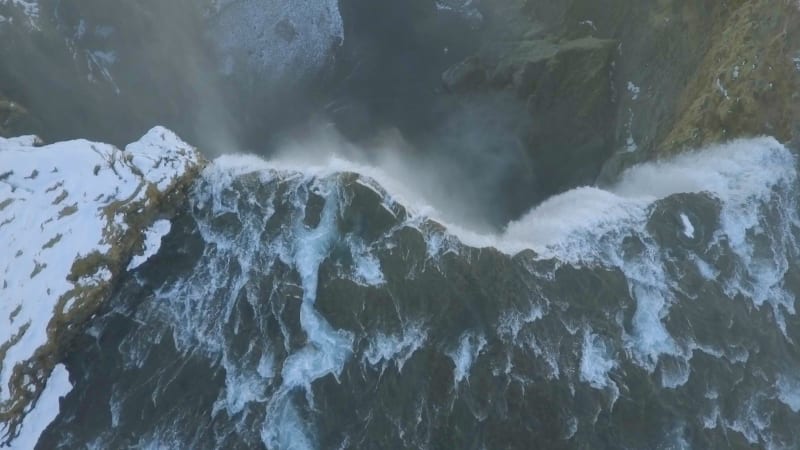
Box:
443, 0, 800, 187
446, 36, 618, 195
0, 127, 203, 446
529, 0, 800, 174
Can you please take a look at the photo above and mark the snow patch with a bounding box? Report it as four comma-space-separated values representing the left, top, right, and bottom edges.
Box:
127, 219, 172, 270
7, 364, 71, 449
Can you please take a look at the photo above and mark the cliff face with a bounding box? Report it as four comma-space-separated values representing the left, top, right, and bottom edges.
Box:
2, 0, 798, 183
1, 2, 799, 448
656, 0, 800, 152
530, 0, 800, 175
0, 127, 204, 445
0, 92, 40, 137
444, 0, 800, 187
0, 0, 344, 149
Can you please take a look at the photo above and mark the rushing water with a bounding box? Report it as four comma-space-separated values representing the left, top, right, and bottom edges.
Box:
38, 137, 800, 449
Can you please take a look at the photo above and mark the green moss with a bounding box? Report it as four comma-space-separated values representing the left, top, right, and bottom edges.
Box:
654, 0, 799, 153
51, 190, 68, 205
41, 234, 62, 249
0, 198, 13, 212
45, 182, 63, 193
57, 203, 78, 218
29, 260, 46, 278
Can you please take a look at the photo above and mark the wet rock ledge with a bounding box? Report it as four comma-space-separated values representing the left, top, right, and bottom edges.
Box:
0, 127, 204, 444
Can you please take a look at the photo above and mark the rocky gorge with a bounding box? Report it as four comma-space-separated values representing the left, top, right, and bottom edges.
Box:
1, 0, 800, 448
2, 0, 799, 219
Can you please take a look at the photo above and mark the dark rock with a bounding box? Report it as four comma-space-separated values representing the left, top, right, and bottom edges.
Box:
338, 174, 406, 242
487, 36, 618, 195
0, 93, 41, 137
302, 190, 326, 229
442, 56, 487, 93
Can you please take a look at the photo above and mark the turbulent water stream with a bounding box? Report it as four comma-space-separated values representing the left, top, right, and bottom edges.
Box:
34, 137, 800, 449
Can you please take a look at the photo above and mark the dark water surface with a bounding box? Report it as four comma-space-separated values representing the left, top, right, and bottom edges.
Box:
39, 137, 800, 449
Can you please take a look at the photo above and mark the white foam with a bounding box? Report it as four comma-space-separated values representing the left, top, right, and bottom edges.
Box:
213, 351, 274, 418
702, 404, 720, 429
261, 397, 315, 450
627, 81, 640, 100
209, 0, 342, 80
679, 213, 695, 238
226, 137, 796, 376
346, 237, 385, 286
448, 332, 487, 385
281, 180, 354, 390
723, 394, 772, 446
364, 323, 427, 372
579, 332, 617, 389
152, 163, 371, 448
483, 137, 795, 368
531, 336, 561, 380
497, 303, 546, 341
7, 364, 71, 449
660, 357, 691, 389
777, 374, 800, 413
101, 136, 797, 446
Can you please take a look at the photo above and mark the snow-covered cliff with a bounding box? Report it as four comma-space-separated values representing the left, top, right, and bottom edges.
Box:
0, 127, 203, 446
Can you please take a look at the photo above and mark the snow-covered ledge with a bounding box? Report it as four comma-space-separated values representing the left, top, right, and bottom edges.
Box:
0, 127, 204, 446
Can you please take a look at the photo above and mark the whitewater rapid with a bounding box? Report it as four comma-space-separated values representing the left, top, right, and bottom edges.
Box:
11, 135, 800, 449
200, 136, 798, 448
